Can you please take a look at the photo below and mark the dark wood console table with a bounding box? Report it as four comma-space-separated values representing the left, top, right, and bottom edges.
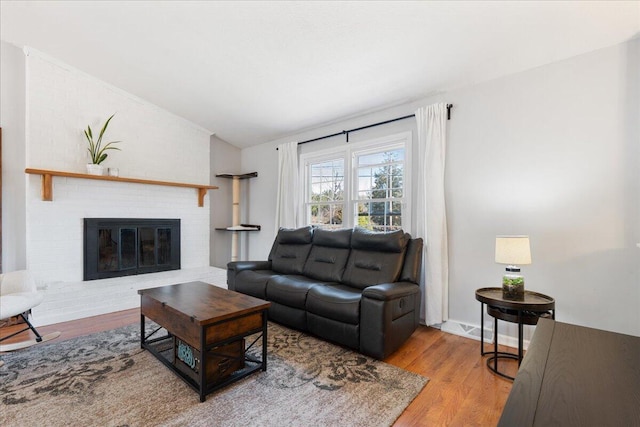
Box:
499, 318, 640, 426
475, 287, 555, 380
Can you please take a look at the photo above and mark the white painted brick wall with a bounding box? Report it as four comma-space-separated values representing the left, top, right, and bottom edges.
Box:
23, 48, 216, 324
25, 49, 210, 182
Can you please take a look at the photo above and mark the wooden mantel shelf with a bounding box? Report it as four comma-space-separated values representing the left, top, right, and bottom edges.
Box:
25, 168, 218, 207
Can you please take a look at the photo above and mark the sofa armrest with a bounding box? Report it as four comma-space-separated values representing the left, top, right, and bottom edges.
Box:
360, 281, 421, 359
227, 261, 272, 291
362, 282, 419, 301
227, 261, 272, 273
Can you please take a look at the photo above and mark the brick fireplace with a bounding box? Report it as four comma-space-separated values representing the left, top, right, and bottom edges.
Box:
25, 176, 219, 326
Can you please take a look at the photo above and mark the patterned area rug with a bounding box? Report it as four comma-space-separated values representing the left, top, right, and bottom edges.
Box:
0, 322, 428, 426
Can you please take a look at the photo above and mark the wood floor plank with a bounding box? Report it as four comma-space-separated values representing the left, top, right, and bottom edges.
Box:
1, 309, 514, 426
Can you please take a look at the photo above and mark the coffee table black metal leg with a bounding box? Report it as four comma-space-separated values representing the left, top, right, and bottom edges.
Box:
262, 313, 268, 371
140, 314, 145, 349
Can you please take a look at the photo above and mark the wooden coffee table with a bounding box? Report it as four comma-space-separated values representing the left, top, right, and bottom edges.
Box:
139, 282, 271, 402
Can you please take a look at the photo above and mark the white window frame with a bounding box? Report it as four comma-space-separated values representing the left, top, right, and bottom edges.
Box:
300, 131, 412, 232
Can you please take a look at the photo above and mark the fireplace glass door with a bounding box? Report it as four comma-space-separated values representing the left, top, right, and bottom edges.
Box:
85, 219, 180, 281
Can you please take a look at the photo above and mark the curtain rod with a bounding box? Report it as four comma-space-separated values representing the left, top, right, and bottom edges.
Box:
278, 104, 452, 149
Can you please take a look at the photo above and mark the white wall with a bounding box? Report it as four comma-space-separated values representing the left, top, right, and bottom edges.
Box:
25, 48, 210, 183
242, 39, 640, 338
0, 41, 27, 271
445, 38, 639, 339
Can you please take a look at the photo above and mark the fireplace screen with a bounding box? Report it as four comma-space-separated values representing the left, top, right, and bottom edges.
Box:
84, 219, 180, 281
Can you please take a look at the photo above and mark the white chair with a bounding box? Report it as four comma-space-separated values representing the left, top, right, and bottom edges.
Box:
0, 270, 60, 351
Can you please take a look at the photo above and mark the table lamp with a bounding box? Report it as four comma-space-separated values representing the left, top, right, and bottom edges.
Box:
495, 236, 531, 300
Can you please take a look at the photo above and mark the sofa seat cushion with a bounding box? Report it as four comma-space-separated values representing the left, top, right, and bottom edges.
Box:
266, 275, 329, 309
235, 269, 278, 300
306, 284, 362, 325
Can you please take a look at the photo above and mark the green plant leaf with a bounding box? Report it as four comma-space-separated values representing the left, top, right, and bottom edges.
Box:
97, 114, 115, 146
100, 141, 121, 151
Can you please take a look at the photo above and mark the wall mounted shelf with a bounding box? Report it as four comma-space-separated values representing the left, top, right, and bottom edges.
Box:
25, 168, 218, 207
214, 224, 261, 232
215, 172, 258, 180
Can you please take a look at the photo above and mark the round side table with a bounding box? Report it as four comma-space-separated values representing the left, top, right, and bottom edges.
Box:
475, 287, 555, 380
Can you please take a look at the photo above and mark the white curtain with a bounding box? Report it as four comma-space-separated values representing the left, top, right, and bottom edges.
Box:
415, 103, 449, 326
275, 141, 300, 231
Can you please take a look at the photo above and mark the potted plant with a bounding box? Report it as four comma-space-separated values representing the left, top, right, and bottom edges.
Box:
84, 114, 121, 175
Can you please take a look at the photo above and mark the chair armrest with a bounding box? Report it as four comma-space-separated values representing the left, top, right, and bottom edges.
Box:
0, 270, 36, 296
362, 282, 420, 301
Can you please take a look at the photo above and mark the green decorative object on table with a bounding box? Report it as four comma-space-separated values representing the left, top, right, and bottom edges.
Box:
84, 113, 121, 175
502, 274, 525, 300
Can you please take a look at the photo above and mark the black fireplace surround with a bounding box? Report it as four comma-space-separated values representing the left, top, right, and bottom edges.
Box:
84, 218, 181, 281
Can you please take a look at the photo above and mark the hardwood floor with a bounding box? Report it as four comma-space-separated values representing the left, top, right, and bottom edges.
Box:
1, 309, 518, 426
389, 325, 516, 426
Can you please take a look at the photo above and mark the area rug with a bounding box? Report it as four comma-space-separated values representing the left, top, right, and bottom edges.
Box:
0, 322, 428, 426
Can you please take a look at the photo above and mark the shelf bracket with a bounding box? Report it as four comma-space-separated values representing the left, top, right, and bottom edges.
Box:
41, 173, 53, 201
198, 188, 208, 207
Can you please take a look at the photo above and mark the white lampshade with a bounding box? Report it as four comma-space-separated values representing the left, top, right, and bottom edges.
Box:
495, 236, 532, 265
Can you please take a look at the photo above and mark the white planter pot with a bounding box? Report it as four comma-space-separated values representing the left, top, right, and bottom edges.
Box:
86, 164, 105, 176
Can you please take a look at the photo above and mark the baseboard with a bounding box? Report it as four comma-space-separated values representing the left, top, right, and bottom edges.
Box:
441, 319, 532, 350
441, 320, 493, 343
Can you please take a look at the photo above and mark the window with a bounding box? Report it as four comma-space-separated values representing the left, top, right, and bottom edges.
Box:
302, 132, 411, 232
308, 158, 345, 229
355, 148, 404, 231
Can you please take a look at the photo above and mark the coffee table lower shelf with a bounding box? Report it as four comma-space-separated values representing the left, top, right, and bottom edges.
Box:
141, 323, 266, 401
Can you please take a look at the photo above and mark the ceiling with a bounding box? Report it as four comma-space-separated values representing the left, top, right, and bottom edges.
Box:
1, 1, 639, 148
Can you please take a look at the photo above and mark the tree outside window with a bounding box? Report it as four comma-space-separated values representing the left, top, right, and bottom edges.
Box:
356, 149, 404, 231
309, 159, 344, 228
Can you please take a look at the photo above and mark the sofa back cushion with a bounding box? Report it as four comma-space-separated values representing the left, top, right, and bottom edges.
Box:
270, 226, 313, 274
399, 237, 424, 284
341, 228, 408, 289
303, 228, 352, 282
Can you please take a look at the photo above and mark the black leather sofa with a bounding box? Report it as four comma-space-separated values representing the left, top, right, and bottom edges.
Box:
227, 226, 423, 359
